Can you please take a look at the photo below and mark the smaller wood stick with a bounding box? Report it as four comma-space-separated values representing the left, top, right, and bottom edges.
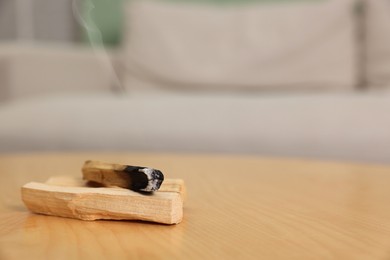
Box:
82, 160, 164, 192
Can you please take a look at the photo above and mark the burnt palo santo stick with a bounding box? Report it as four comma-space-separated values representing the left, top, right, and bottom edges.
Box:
82, 160, 164, 192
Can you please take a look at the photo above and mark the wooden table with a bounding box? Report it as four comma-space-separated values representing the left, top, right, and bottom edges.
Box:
0, 153, 390, 259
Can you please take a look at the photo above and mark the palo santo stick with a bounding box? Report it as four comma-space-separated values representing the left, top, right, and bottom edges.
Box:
82, 160, 164, 192
45, 176, 186, 197
21, 177, 184, 224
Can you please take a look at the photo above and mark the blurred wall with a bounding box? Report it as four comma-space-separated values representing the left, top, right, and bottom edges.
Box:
0, 0, 17, 40
0, 0, 78, 42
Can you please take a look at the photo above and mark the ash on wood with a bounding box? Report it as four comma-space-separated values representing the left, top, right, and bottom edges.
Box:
21, 176, 184, 224
82, 160, 164, 192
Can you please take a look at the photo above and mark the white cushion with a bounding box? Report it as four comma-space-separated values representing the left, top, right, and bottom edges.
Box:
1, 92, 390, 163
365, 0, 390, 87
124, 0, 357, 92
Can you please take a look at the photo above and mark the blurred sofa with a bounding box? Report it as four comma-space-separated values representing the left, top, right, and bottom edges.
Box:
1, 0, 390, 163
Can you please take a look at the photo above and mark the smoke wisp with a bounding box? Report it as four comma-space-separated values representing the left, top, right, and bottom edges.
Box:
72, 0, 124, 93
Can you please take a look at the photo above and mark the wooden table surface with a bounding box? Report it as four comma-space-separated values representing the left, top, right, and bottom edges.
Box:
0, 153, 390, 259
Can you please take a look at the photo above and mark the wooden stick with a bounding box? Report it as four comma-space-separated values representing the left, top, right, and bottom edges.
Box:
21, 176, 184, 224
45, 176, 186, 195
82, 160, 164, 192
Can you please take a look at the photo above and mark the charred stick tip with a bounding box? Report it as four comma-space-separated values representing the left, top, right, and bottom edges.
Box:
124, 166, 164, 192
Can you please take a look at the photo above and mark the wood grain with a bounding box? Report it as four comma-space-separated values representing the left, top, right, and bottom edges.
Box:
21, 177, 184, 224
1, 153, 390, 259
82, 160, 133, 188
